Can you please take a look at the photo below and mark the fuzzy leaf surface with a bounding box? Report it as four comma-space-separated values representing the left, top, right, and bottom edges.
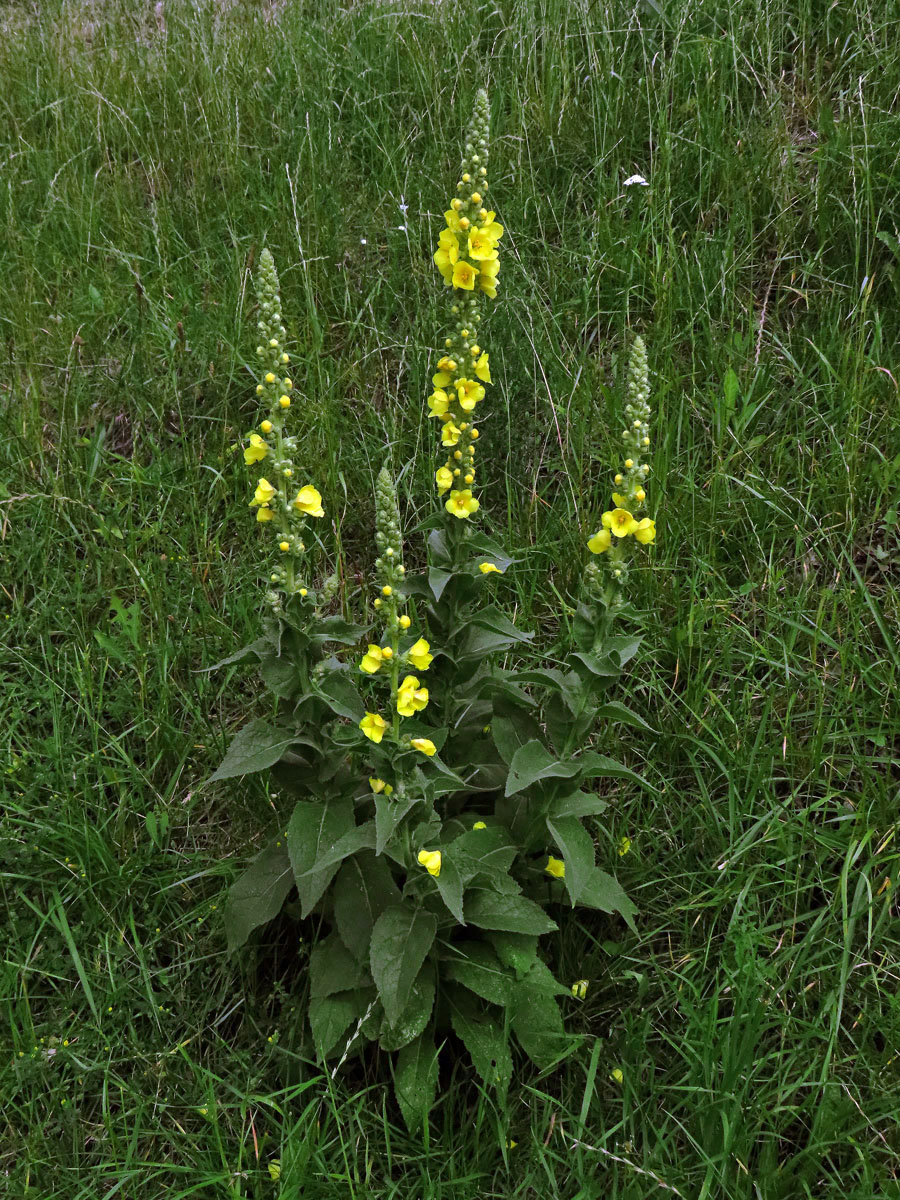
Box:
379, 962, 436, 1052
287, 798, 355, 918
370, 905, 438, 1026
208, 719, 298, 783
332, 852, 400, 962
465, 889, 557, 935
578, 867, 638, 931
505, 740, 580, 796
394, 1031, 440, 1133
449, 992, 512, 1098
444, 941, 513, 1006
224, 839, 293, 952
310, 932, 372, 998
546, 815, 596, 906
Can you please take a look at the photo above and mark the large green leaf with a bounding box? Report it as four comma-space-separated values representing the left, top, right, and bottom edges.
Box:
505, 740, 580, 796
375, 795, 417, 856
308, 987, 374, 1059
208, 719, 299, 783
293, 821, 376, 878
333, 852, 400, 962
549, 790, 609, 819
578, 867, 638, 932
224, 839, 293, 952
287, 798, 355, 918
370, 904, 438, 1026
510, 965, 571, 1069
449, 992, 512, 1099
379, 962, 436, 1052
595, 699, 656, 733
444, 941, 513, 1006
491, 714, 544, 765
309, 932, 372, 998
307, 616, 370, 645
394, 1031, 440, 1133
450, 825, 517, 877
575, 751, 648, 790
486, 931, 539, 977
465, 889, 557, 935
545, 815, 596, 906
434, 853, 465, 924
314, 669, 365, 722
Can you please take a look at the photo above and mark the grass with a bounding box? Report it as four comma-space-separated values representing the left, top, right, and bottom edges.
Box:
2, 0, 899, 1195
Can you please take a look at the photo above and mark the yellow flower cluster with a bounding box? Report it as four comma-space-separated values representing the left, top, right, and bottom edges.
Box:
587, 336, 656, 568
429, 89, 501, 520
358, 470, 438, 761
243, 249, 323, 597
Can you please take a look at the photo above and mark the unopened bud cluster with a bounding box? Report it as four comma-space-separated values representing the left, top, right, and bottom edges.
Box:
429, 89, 502, 521
586, 336, 656, 581
243, 249, 324, 599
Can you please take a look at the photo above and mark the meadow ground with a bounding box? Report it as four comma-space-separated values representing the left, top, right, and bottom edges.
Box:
2, 0, 899, 1196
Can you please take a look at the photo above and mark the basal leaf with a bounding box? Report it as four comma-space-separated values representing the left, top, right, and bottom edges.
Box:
287, 798, 355, 918
449, 991, 512, 1099
545, 815, 596, 906
224, 839, 293, 952
370, 904, 438, 1026
576, 751, 648, 790
208, 719, 298, 783
308, 987, 374, 1059
333, 852, 400, 962
394, 1030, 440, 1133
379, 962, 436, 1052
444, 941, 513, 1006
465, 889, 557, 935
309, 932, 372, 998
510, 966, 572, 1070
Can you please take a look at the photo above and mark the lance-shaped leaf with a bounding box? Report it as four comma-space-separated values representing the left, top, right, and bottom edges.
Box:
465, 889, 557, 935
286, 798, 355, 918
505, 739, 581, 796
310, 932, 372, 998
449, 991, 512, 1099
578, 867, 638, 932
394, 1030, 440, 1133
224, 839, 293, 952
545, 815, 596, 906
308, 987, 374, 1059
333, 852, 400, 962
510, 964, 572, 1070
444, 941, 513, 1006
207, 719, 299, 783
370, 904, 438, 1026
595, 699, 656, 733
379, 962, 436, 1052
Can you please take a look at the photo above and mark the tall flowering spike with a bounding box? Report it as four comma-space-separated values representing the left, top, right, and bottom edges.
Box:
244, 250, 324, 603
359, 468, 439, 756
586, 335, 656, 590
430, 88, 501, 519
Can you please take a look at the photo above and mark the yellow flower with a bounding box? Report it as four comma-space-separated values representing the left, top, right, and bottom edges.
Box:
446, 489, 479, 519
433, 371, 453, 388
407, 637, 433, 671
243, 434, 269, 465
268, 1161, 281, 1181
618, 836, 631, 856
545, 856, 565, 879
435, 466, 454, 495
480, 212, 504, 242
479, 562, 501, 574
397, 675, 429, 716
411, 737, 437, 757
479, 278, 498, 300
359, 644, 386, 674
417, 848, 442, 876
571, 979, 589, 1000
293, 485, 324, 518
441, 422, 462, 447
369, 777, 393, 796
444, 209, 462, 232
474, 352, 491, 383
455, 378, 485, 411
610, 1068, 624, 1085
478, 257, 500, 279
467, 228, 497, 261
360, 712, 387, 743
428, 389, 450, 419
256, 507, 274, 522
612, 492, 628, 508
451, 260, 478, 290
473, 821, 487, 830
601, 508, 639, 537
587, 528, 612, 554
250, 478, 276, 508
437, 355, 458, 373
634, 517, 656, 544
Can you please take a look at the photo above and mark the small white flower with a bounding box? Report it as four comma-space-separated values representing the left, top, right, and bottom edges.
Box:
623, 174, 649, 187
360, 238, 367, 245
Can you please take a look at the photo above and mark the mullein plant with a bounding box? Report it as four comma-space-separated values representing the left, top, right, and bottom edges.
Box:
213, 94, 654, 1135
